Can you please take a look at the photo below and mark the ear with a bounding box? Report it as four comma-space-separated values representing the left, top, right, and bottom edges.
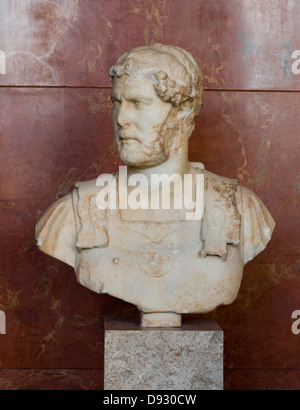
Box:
176, 104, 195, 140
196, 102, 204, 115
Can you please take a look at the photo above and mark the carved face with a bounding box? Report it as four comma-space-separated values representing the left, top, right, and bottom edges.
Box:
111, 74, 172, 168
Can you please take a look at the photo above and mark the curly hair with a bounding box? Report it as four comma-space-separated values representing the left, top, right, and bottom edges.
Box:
109, 43, 203, 118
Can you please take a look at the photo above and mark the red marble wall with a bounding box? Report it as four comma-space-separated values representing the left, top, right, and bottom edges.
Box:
0, 0, 299, 390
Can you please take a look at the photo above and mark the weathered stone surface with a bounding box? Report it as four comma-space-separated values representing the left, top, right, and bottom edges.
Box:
104, 318, 223, 390
0, 0, 298, 392
35, 44, 275, 327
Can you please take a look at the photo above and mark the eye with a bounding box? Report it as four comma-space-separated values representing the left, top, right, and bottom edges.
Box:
112, 99, 120, 108
132, 100, 145, 108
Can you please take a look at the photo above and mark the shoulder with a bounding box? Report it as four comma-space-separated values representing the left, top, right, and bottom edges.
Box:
35, 178, 103, 266
35, 193, 77, 267
238, 186, 275, 264
201, 167, 275, 264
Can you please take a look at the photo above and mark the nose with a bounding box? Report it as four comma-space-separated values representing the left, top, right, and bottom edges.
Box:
116, 102, 129, 129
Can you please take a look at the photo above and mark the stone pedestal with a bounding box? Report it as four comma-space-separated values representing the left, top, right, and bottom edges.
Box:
104, 317, 223, 390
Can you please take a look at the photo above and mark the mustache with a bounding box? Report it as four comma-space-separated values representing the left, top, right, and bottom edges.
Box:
118, 133, 139, 141
116, 133, 163, 149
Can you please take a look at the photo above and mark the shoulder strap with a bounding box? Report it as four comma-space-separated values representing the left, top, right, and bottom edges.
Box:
201, 171, 241, 260
73, 179, 109, 250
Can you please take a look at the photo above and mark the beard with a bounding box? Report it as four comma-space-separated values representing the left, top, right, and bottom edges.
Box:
116, 133, 168, 168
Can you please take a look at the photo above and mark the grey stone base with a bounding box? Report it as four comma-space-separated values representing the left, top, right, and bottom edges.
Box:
104, 317, 223, 390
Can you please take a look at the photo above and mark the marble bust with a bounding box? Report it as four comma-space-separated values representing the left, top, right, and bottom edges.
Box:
36, 44, 275, 327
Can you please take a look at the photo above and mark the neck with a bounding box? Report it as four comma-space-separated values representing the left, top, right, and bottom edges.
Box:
127, 152, 195, 184
120, 150, 200, 220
